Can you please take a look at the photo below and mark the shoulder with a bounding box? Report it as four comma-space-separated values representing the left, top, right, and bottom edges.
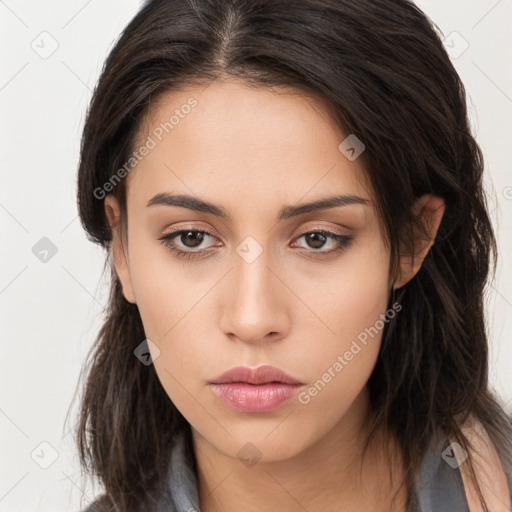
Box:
454, 415, 511, 512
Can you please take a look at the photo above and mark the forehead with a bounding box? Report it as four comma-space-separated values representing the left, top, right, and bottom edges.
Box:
126, 79, 372, 212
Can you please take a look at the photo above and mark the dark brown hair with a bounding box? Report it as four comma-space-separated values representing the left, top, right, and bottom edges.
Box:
71, 0, 512, 510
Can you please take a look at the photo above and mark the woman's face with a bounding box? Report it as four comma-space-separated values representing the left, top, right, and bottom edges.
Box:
106, 79, 395, 461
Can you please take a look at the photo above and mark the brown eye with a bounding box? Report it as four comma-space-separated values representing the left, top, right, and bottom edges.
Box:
158, 228, 219, 258
294, 230, 354, 254
178, 230, 207, 248
303, 232, 328, 249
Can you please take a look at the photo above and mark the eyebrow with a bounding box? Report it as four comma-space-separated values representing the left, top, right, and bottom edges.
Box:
146, 192, 370, 220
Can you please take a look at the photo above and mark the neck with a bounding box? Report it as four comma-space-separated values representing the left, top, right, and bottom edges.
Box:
191, 387, 408, 512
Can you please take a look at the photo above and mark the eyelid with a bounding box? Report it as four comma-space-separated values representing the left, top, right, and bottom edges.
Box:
161, 225, 217, 239
293, 223, 352, 236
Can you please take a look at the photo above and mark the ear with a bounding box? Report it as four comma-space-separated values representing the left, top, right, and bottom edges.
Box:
393, 194, 445, 289
104, 195, 137, 304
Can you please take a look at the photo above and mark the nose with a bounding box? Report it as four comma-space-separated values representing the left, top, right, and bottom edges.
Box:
219, 248, 289, 345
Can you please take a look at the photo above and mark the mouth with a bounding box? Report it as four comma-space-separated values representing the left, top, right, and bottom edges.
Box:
209, 365, 304, 413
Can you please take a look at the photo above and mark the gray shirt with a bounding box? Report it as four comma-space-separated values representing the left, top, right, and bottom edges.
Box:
81, 429, 470, 512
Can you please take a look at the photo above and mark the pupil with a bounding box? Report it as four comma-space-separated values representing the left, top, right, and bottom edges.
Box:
307, 232, 326, 249
182, 231, 204, 248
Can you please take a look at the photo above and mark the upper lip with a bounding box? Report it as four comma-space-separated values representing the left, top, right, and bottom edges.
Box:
209, 365, 304, 385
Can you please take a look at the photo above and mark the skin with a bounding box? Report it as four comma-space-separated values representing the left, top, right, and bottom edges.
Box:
104, 78, 447, 512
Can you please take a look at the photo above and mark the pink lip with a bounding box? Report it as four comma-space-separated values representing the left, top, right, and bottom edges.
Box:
209, 365, 304, 413
209, 365, 304, 386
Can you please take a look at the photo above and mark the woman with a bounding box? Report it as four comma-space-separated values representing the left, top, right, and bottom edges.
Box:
72, 0, 512, 510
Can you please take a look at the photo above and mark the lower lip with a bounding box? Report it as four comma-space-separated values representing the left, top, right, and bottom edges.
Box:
210, 382, 302, 412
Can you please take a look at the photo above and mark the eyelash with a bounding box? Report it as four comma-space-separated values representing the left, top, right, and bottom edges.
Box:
158, 227, 354, 260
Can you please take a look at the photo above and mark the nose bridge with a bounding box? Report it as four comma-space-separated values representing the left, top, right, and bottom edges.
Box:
221, 237, 286, 341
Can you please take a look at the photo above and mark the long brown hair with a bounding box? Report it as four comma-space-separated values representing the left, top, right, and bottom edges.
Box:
70, 0, 512, 510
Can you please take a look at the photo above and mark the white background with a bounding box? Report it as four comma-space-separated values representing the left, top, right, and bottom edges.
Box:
0, 1, 511, 510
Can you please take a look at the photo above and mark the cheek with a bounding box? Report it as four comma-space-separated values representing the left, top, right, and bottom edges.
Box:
130, 255, 213, 420
126, 228, 191, 335
125, 235, 214, 390
292, 237, 391, 413
131, 261, 208, 368
296, 231, 391, 351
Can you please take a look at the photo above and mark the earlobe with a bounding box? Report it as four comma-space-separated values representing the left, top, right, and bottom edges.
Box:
104, 195, 137, 304
393, 194, 445, 289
